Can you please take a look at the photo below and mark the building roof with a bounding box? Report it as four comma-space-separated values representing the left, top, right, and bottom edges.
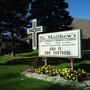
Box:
72, 19, 90, 39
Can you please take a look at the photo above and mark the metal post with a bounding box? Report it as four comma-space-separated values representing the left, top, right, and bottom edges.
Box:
70, 58, 74, 72
68, 58, 74, 72
42, 57, 47, 65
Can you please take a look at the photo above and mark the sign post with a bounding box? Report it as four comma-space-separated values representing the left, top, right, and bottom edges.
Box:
68, 58, 74, 71
71, 59, 74, 71
42, 57, 47, 65
27, 19, 43, 50
38, 29, 81, 67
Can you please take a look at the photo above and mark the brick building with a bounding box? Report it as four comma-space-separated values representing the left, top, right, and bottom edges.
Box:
0, 36, 31, 54
72, 19, 90, 50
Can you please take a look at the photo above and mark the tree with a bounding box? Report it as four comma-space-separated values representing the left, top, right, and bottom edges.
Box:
0, 31, 2, 54
31, 0, 73, 32
0, 0, 31, 56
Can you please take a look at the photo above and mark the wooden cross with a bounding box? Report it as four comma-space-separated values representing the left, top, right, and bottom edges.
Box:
27, 19, 43, 50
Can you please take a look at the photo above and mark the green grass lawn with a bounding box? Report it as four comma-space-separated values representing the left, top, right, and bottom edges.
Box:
0, 51, 90, 90
16, 50, 38, 57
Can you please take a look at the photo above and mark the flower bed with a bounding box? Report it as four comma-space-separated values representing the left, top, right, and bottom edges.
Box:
35, 65, 86, 81
22, 65, 90, 88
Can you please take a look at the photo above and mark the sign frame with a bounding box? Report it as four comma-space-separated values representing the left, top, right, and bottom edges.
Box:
38, 29, 82, 58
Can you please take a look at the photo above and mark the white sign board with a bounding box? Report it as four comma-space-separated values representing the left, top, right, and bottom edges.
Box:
39, 29, 81, 58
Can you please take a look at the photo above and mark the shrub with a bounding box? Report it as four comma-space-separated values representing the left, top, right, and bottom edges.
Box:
35, 65, 86, 81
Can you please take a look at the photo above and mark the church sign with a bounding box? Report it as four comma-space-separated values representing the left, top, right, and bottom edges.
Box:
39, 29, 81, 58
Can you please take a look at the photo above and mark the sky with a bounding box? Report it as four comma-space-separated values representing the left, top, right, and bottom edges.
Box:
66, 0, 90, 20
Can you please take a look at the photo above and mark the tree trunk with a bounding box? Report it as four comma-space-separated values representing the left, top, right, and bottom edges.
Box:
0, 38, 2, 55
11, 30, 15, 57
